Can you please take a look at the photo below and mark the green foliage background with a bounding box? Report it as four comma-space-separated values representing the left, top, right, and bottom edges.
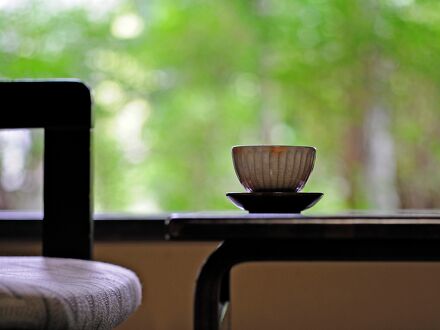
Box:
1, 0, 440, 213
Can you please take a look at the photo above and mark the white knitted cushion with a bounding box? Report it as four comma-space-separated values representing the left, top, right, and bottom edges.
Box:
0, 256, 142, 330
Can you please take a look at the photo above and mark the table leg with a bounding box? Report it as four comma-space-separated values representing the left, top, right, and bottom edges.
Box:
219, 271, 231, 330
194, 242, 235, 330
194, 239, 440, 330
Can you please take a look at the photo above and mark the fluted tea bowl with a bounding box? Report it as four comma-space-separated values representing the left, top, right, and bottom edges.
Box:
232, 145, 316, 192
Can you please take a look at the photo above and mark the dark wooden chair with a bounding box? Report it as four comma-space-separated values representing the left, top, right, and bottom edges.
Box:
0, 80, 141, 329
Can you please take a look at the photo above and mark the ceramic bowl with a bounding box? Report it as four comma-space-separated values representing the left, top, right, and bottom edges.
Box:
232, 145, 316, 192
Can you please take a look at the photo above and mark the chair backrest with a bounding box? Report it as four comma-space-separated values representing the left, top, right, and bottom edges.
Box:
0, 79, 93, 260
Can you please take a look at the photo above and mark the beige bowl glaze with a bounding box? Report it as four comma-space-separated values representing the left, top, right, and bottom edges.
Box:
232, 145, 316, 192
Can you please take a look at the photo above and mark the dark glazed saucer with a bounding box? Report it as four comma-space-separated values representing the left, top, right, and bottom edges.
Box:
226, 192, 323, 214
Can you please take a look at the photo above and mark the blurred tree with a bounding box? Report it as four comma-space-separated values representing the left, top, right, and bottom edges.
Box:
0, 0, 440, 212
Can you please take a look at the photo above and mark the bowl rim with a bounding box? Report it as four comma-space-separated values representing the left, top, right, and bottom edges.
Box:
232, 145, 316, 151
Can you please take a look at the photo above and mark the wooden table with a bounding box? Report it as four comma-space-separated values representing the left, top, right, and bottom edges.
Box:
168, 212, 440, 330
4, 210, 440, 330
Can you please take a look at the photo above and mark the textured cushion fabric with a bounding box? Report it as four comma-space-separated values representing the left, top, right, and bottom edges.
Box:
0, 256, 142, 330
